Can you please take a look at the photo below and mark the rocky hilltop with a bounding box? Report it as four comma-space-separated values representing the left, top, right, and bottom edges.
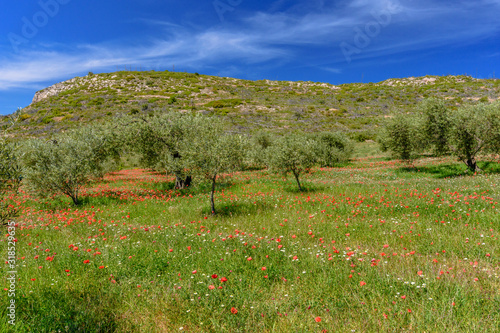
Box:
7, 71, 500, 138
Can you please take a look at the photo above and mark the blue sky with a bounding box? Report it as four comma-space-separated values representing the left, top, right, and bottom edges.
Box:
1, 0, 499, 115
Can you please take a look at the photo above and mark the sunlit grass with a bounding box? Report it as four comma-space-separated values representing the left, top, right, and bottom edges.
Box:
1, 154, 499, 332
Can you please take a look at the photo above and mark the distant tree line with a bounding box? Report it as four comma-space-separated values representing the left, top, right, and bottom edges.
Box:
379, 99, 500, 172
5, 98, 497, 217
6, 112, 353, 215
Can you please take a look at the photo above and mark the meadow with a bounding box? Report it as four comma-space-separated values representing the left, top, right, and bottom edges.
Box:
1, 143, 499, 332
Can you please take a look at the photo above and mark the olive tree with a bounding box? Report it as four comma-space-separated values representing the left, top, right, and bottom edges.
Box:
21, 126, 114, 205
246, 130, 274, 169
0, 111, 22, 225
418, 98, 451, 156
379, 113, 425, 164
180, 115, 245, 214
312, 131, 353, 167
125, 114, 193, 189
447, 102, 500, 172
267, 133, 317, 191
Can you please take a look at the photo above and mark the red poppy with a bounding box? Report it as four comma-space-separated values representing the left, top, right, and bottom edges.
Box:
315, 317, 321, 322
231, 307, 238, 314
359, 281, 366, 286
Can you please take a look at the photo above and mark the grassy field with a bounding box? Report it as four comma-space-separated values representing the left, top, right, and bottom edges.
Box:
1, 143, 499, 332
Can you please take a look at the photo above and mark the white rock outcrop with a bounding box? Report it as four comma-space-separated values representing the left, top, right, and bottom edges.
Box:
31, 78, 77, 104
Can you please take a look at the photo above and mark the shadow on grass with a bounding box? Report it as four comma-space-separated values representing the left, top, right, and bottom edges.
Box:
150, 180, 234, 196
397, 161, 500, 179
78, 195, 126, 206
282, 182, 327, 194
29, 194, 127, 211
25, 180, 239, 211
201, 201, 272, 217
17, 285, 120, 332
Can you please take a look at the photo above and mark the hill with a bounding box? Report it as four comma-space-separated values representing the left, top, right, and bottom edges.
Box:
5, 71, 500, 139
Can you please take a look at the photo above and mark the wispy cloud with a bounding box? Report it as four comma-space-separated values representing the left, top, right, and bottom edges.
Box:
319, 67, 342, 74
0, 0, 499, 90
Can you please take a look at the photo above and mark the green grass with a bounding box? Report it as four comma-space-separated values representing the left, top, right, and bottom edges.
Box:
1, 155, 499, 332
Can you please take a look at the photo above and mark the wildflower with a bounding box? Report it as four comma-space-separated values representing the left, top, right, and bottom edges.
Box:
360, 281, 366, 286
315, 317, 321, 322
231, 307, 238, 314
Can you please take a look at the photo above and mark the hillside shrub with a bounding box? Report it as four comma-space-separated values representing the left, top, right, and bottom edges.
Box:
205, 99, 242, 109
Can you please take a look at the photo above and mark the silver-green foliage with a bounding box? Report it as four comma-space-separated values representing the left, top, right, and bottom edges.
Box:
418, 98, 451, 156
21, 126, 114, 205
124, 113, 196, 188
312, 131, 353, 167
0, 111, 22, 224
379, 113, 425, 163
267, 133, 318, 191
123, 113, 245, 212
448, 102, 500, 171
246, 130, 274, 169
180, 115, 245, 213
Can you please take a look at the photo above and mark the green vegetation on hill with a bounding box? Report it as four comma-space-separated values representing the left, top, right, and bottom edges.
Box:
4, 71, 499, 139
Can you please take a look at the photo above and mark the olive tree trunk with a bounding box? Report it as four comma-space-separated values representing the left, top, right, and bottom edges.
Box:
175, 174, 192, 189
293, 171, 302, 191
210, 174, 217, 215
465, 157, 481, 172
